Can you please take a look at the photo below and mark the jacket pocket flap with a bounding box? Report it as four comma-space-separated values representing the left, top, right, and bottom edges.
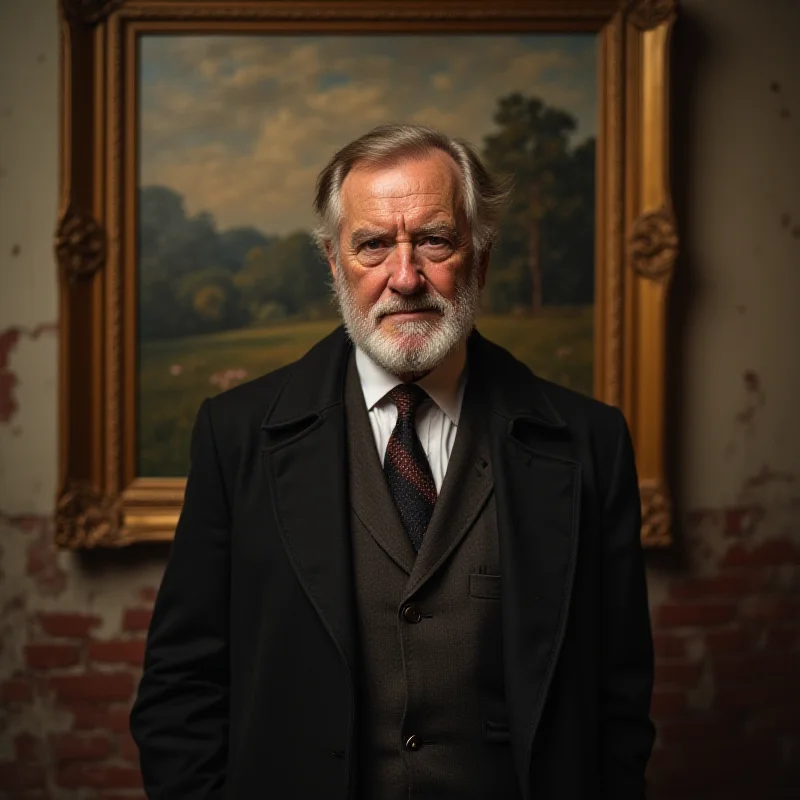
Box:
469, 573, 501, 600
482, 720, 511, 744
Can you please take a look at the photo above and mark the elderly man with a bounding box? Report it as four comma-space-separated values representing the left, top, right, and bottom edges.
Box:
131, 124, 655, 800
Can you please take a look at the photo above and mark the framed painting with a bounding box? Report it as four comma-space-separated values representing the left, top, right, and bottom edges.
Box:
55, 0, 678, 548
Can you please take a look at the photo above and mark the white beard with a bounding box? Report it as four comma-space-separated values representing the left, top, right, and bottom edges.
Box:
333, 263, 482, 376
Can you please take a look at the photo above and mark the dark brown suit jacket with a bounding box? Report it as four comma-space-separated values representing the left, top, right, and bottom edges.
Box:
345, 353, 519, 799
130, 326, 655, 800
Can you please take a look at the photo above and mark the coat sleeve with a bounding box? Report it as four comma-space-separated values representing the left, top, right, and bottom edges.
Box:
599, 408, 656, 798
130, 398, 230, 800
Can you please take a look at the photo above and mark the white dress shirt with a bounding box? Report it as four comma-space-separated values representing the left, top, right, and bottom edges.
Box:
354, 347, 467, 492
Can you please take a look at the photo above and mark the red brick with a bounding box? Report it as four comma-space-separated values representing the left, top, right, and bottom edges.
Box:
722, 539, 800, 567
654, 661, 703, 689
122, 609, 152, 632
646, 748, 686, 778
120, 732, 140, 762
57, 763, 142, 789
2, 593, 25, 613
653, 634, 689, 659
765, 625, 799, 649
741, 596, 800, 622
49, 672, 134, 703
25, 643, 81, 670
713, 654, 798, 684
705, 628, 752, 655
14, 733, 42, 763
0, 677, 34, 703
715, 682, 790, 711
746, 706, 800, 736
723, 505, 764, 537
650, 689, 687, 717
51, 734, 113, 762
658, 716, 741, 745
88, 639, 146, 666
686, 507, 718, 528
0, 762, 46, 790
68, 704, 131, 733
668, 573, 761, 600
649, 744, 783, 791
26, 531, 68, 595
656, 602, 736, 628
98, 795, 147, 800
38, 612, 101, 638
138, 586, 158, 603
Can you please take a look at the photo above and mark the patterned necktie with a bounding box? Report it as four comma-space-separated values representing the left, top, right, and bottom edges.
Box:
384, 383, 438, 553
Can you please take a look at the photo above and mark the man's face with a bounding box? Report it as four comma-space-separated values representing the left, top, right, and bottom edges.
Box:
328, 150, 486, 376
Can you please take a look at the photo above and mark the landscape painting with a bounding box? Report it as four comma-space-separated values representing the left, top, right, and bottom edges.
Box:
138, 34, 598, 477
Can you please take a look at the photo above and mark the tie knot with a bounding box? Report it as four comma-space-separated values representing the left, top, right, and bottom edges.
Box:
387, 383, 428, 420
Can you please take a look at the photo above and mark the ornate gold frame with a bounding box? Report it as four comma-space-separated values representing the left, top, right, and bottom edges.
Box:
55, 0, 678, 548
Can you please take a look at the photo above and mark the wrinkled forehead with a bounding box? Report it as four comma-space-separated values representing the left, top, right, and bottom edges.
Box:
338, 150, 465, 224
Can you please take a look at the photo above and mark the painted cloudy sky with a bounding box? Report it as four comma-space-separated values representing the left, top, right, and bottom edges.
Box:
139, 34, 597, 236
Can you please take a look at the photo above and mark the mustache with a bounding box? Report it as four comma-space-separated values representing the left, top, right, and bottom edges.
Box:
369, 293, 448, 321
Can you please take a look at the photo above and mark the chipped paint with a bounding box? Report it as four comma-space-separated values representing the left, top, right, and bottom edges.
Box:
743, 464, 796, 490
0, 328, 20, 422
0, 324, 57, 424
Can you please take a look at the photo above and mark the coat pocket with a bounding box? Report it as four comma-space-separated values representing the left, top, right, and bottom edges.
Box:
469, 573, 502, 600
482, 720, 511, 744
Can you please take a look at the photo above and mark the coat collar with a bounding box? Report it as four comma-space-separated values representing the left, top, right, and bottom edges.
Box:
261, 326, 351, 431
261, 325, 567, 434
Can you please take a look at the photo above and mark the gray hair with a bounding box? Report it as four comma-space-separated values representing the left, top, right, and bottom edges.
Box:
313, 123, 511, 261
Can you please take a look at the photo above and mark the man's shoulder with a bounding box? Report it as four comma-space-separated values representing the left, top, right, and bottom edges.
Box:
202, 325, 349, 437
475, 333, 623, 430
206, 361, 293, 420
535, 371, 622, 429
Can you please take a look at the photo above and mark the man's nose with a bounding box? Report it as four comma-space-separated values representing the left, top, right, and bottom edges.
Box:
386, 244, 423, 294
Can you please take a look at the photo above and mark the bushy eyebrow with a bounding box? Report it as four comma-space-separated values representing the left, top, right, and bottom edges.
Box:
349, 227, 388, 249
349, 222, 461, 250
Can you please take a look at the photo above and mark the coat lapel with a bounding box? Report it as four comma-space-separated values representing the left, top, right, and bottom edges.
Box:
261, 327, 357, 675
405, 374, 493, 598
344, 353, 416, 575
472, 333, 582, 800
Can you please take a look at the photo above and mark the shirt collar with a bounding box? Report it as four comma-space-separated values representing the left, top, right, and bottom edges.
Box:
354, 346, 466, 426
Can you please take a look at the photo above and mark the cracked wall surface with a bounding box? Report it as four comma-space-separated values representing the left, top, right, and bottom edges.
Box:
1, 0, 799, 798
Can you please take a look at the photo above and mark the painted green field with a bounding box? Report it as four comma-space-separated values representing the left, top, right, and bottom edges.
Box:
138, 307, 593, 477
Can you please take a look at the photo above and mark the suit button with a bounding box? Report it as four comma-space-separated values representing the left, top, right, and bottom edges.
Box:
405, 734, 422, 751
401, 604, 422, 624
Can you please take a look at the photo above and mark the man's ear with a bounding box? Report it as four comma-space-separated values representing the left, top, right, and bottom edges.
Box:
477, 244, 492, 289
324, 241, 338, 280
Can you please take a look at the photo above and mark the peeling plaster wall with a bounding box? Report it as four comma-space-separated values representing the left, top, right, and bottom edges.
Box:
0, 0, 799, 798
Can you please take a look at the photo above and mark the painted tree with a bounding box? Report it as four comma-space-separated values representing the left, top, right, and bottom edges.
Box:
482, 93, 578, 314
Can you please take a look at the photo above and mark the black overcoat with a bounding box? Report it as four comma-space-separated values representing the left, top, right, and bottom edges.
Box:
130, 326, 655, 800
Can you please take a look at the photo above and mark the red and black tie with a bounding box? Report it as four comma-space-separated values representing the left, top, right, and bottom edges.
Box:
384, 383, 438, 553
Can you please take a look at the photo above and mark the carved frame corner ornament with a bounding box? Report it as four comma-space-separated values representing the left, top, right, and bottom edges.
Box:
624, 0, 677, 30
55, 206, 107, 283
60, 0, 123, 26
628, 207, 678, 282
56, 483, 124, 548
640, 482, 672, 547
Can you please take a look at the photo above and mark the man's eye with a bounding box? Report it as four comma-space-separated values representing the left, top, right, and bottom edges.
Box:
363, 239, 384, 250
420, 236, 452, 250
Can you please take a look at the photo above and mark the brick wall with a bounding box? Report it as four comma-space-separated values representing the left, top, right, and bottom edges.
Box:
0, 514, 160, 799
648, 516, 800, 797
1, 491, 798, 798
